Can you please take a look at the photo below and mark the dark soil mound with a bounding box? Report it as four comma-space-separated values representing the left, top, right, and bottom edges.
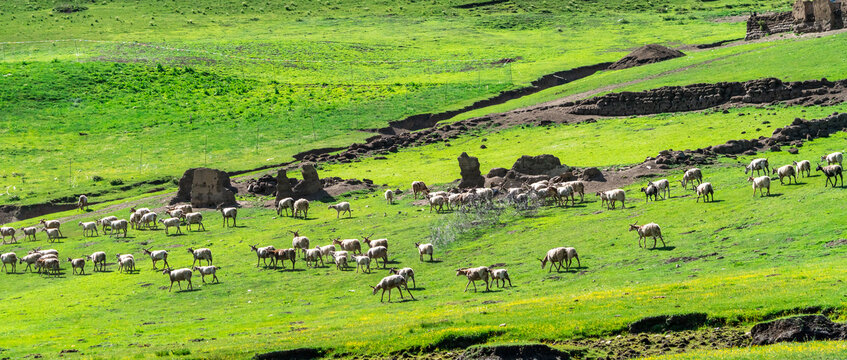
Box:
458, 344, 573, 360
629, 313, 709, 333
253, 348, 324, 360
608, 44, 685, 70
751, 315, 847, 345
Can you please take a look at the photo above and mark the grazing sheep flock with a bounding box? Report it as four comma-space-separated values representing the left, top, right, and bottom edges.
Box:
0, 151, 838, 302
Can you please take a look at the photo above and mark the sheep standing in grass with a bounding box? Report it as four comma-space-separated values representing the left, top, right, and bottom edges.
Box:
187, 248, 213, 266
78, 221, 99, 237
679, 168, 703, 190
116, 254, 135, 273
327, 202, 353, 219
384, 190, 394, 205
491, 269, 512, 288
216, 204, 238, 227
563, 181, 586, 202
794, 160, 812, 178
428, 195, 446, 213
271, 248, 297, 269
110, 219, 128, 238
67, 257, 86, 275
159, 217, 182, 235
539, 247, 580, 272
0, 227, 16, 244
371, 275, 414, 302
555, 185, 576, 207
88, 251, 106, 271
353, 255, 371, 273
163, 268, 193, 292
39, 219, 62, 237
77, 194, 89, 211
41, 228, 61, 243
629, 222, 665, 249
19, 253, 41, 272
1, 252, 17, 273
602, 189, 626, 209
695, 182, 714, 203
192, 266, 219, 284
142, 248, 170, 270
97, 216, 118, 234
456, 266, 491, 293
131, 207, 151, 215
304, 248, 324, 268
129, 210, 144, 230
332, 238, 362, 255
183, 212, 205, 232
595, 191, 609, 209
389, 267, 416, 288
816, 164, 843, 187
648, 179, 670, 199
411, 181, 429, 199
333, 253, 349, 270
276, 197, 295, 217
747, 176, 771, 197
166, 209, 184, 220
415, 242, 433, 262
293, 199, 310, 219
140, 212, 158, 230
822, 152, 843, 166
289, 231, 311, 258
363, 234, 388, 250
744, 158, 770, 176
249, 244, 275, 267
316, 244, 336, 262
773, 165, 798, 185
367, 246, 388, 268
640, 184, 659, 202
174, 204, 193, 214
19, 226, 37, 242
38, 258, 60, 276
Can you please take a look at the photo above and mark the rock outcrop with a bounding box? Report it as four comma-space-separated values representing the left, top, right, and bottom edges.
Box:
172, 168, 238, 208
458, 152, 485, 188
751, 315, 847, 345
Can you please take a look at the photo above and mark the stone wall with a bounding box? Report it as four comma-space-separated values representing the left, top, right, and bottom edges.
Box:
745, 12, 794, 40
172, 167, 238, 208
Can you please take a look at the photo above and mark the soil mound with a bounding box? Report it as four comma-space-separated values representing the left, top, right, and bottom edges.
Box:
608, 44, 685, 70
458, 344, 573, 360
751, 315, 847, 345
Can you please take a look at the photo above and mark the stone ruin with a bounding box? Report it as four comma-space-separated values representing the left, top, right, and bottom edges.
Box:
171, 167, 238, 208
470, 154, 605, 189
457, 152, 485, 188
746, 0, 846, 40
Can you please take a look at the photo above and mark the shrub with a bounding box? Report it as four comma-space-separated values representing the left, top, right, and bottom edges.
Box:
54, 4, 88, 13
92, 175, 103, 182
109, 179, 124, 186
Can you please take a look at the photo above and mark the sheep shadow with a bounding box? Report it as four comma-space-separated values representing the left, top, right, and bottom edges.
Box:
275, 268, 305, 272
411, 286, 427, 290
166, 233, 187, 237
385, 298, 417, 303
648, 246, 676, 251
95, 269, 115, 273
73, 273, 93, 276
423, 259, 443, 264
175, 288, 202, 293
3, 271, 25, 276
762, 193, 784, 197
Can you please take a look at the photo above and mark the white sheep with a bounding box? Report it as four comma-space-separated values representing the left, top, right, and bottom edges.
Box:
293, 199, 310, 219
166, 208, 185, 220
129, 211, 143, 230
41, 228, 61, 243
389, 267, 416, 288
187, 247, 213, 266
363, 234, 388, 250
174, 204, 193, 214
1, 252, 18, 273
772, 165, 797, 185
159, 217, 182, 235
67, 257, 86, 275
648, 179, 670, 199
816, 164, 844, 187
163, 268, 193, 292
0, 227, 17, 244
491, 268, 512, 288
475, 188, 495, 203
744, 158, 770, 176
96, 216, 118, 234
77, 194, 89, 211
695, 182, 714, 203
747, 176, 771, 197
142, 248, 170, 270
116, 254, 136, 273
140, 212, 158, 230
411, 181, 429, 199
793, 160, 812, 178
448, 193, 464, 210
629, 222, 665, 249
384, 190, 394, 205
216, 204, 238, 227
19, 226, 37, 242
19, 253, 42, 272
289, 230, 311, 258
539, 247, 580, 272
603, 189, 626, 209
555, 185, 576, 207
415, 242, 434, 262
456, 266, 491, 292
595, 191, 609, 208
371, 274, 414, 302
88, 251, 106, 271
38, 257, 60, 276
249, 244, 276, 267
192, 266, 219, 284
78, 221, 99, 237
110, 219, 128, 238
316, 244, 336, 261
563, 181, 586, 202
39, 219, 62, 237
333, 253, 349, 271
304, 248, 324, 268
332, 238, 362, 255
679, 168, 703, 190
130, 207, 151, 215
822, 152, 843, 166
428, 195, 446, 213
183, 212, 205, 232
352, 255, 371, 274
367, 246, 388, 268
327, 201, 353, 219
276, 197, 295, 217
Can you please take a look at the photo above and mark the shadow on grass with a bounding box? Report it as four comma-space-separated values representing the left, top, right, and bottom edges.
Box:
649, 246, 676, 251
175, 287, 201, 293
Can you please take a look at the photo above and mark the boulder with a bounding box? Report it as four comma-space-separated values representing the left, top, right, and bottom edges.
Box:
580, 167, 604, 181
246, 174, 277, 196
511, 155, 570, 176
751, 315, 847, 345
293, 163, 322, 196
458, 152, 485, 188
486, 167, 509, 178
172, 168, 237, 208
275, 169, 295, 202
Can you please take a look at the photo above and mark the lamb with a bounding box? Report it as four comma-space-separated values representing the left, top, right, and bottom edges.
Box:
353, 255, 371, 273
248, 244, 275, 267
289, 230, 311, 257
333, 253, 349, 270
38, 258, 60, 276
78, 221, 99, 237
142, 248, 170, 270
73, 195, 87, 212
648, 179, 670, 199
363, 234, 388, 250
816, 164, 843, 187
183, 212, 205, 232
773, 165, 798, 185
19, 226, 37, 242
539, 247, 580, 272
0, 227, 16, 244
276, 197, 295, 217
747, 176, 771, 197
821, 152, 843, 166
162, 268, 193, 292
332, 238, 362, 255
67, 257, 86, 275
216, 204, 238, 227
389, 267, 416, 288
327, 201, 353, 219
595, 191, 609, 208
679, 168, 703, 190
109, 219, 128, 238
415, 242, 434, 262
166, 208, 184, 220
129, 211, 143, 230
1, 252, 17, 273
158, 217, 182, 235
304, 248, 324, 268
367, 246, 388, 268
19, 253, 42, 272
371, 274, 414, 302
39, 219, 62, 237
602, 189, 626, 209
187, 247, 213, 266
192, 266, 220, 284
555, 185, 576, 207
316, 244, 336, 261
41, 228, 61, 243
629, 221, 665, 249
384, 190, 394, 205
456, 266, 491, 292
140, 212, 158, 230
88, 251, 106, 271
744, 158, 770, 176
271, 248, 297, 269
411, 181, 429, 199
793, 160, 812, 178
96, 216, 118, 234
428, 195, 446, 213
640, 184, 659, 202
491, 268, 512, 288
695, 182, 715, 203
293, 199, 310, 219
116, 254, 136, 273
